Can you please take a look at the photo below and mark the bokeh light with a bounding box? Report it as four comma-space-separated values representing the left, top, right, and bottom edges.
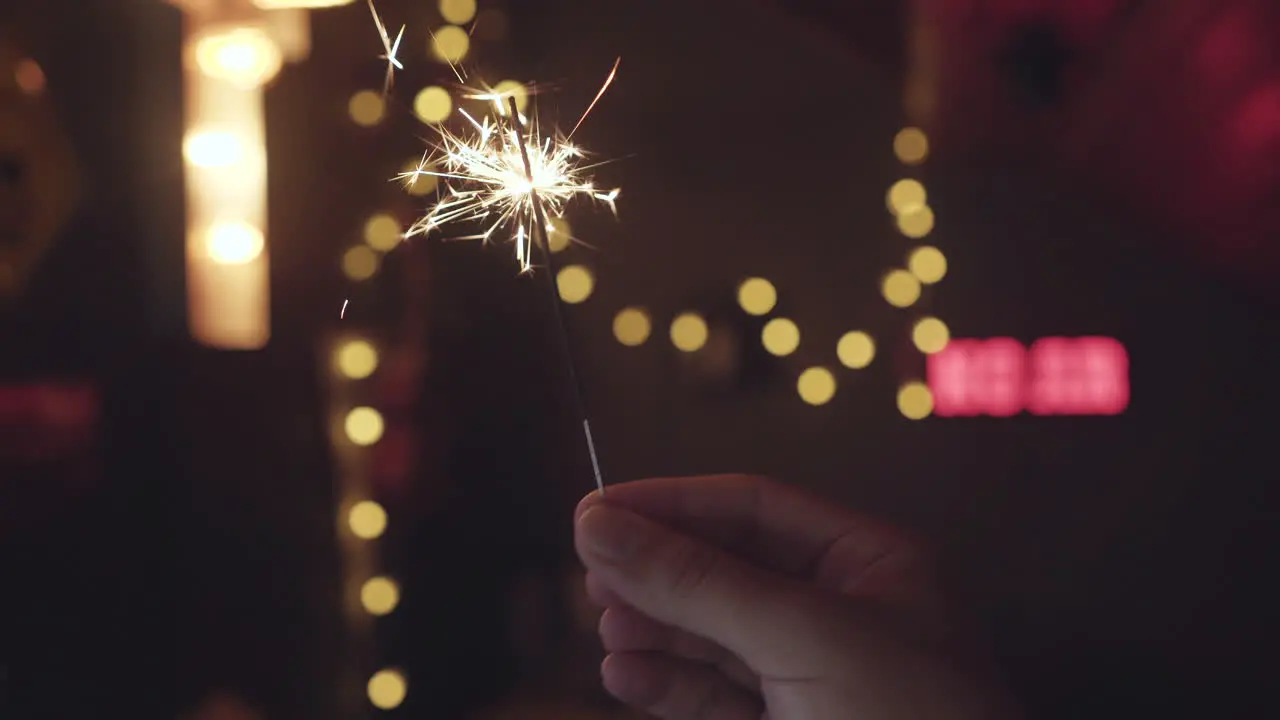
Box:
14, 58, 46, 96
897, 382, 934, 419
908, 246, 947, 284
670, 313, 708, 352
492, 79, 529, 115
797, 367, 837, 405
439, 0, 477, 25
414, 85, 452, 123
556, 265, 594, 304
348, 500, 387, 540
896, 205, 935, 239
361, 577, 400, 616
367, 669, 407, 710
430, 25, 470, 63
547, 216, 572, 253
193, 27, 282, 89
348, 90, 385, 126
335, 339, 379, 379
887, 179, 926, 215
184, 131, 244, 167
881, 269, 921, 308
613, 307, 651, 346
342, 246, 379, 281
400, 159, 438, 196
836, 331, 875, 369
737, 277, 777, 316
205, 221, 263, 265
912, 317, 950, 354
363, 214, 402, 252
344, 407, 385, 446
762, 318, 801, 356
893, 127, 929, 165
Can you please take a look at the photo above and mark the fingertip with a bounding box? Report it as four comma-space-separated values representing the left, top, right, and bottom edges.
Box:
574, 489, 605, 523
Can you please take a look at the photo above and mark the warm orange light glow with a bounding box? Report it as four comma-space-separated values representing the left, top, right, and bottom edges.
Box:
737, 277, 777, 316
361, 577, 400, 615
762, 318, 800, 356
893, 127, 929, 165
367, 669, 407, 709
670, 313, 708, 352
556, 265, 594, 304
336, 339, 379, 379
613, 307, 651, 346
430, 25, 470, 63
184, 18, 271, 350
204, 221, 265, 264
348, 500, 388, 539
887, 179, 926, 215
193, 27, 282, 89
344, 407, 385, 446
797, 367, 836, 405
348, 90, 386, 126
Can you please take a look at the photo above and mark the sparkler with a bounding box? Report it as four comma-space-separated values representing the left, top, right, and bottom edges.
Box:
360, 4, 620, 493
366, 0, 404, 97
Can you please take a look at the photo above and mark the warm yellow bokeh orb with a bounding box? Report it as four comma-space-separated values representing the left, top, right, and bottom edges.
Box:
907, 246, 947, 284
414, 85, 453, 124
762, 318, 801, 357
367, 669, 407, 710
737, 277, 777, 316
206, 221, 264, 265
546, 216, 572, 253
797, 367, 837, 406
336, 339, 379, 379
896, 205, 935, 239
430, 25, 470, 63
344, 407, 385, 446
911, 317, 950, 354
613, 307, 651, 347
670, 313, 708, 352
836, 331, 875, 369
439, 0, 477, 25
897, 382, 934, 419
342, 246, 379, 281
893, 127, 929, 165
363, 214, 402, 252
348, 500, 387, 540
556, 265, 594, 304
193, 27, 282, 89
492, 79, 529, 115
348, 90, 385, 126
184, 131, 243, 168
361, 577, 400, 616
400, 159, 438, 196
887, 179, 926, 215
881, 269, 921, 308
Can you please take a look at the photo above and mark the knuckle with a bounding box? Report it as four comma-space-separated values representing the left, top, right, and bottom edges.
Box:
666, 541, 721, 600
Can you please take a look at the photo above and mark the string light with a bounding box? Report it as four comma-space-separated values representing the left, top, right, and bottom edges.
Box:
344, 407, 385, 446
367, 669, 407, 710
797, 367, 837, 406
737, 277, 777, 316
336, 339, 379, 379
670, 313, 708, 352
360, 577, 400, 615
556, 265, 595, 304
886, 179, 926, 215
911, 317, 950, 354
613, 307, 651, 346
836, 331, 875, 369
413, 85, 452, 123
881, 269, 921, 308
761, 318, 800, 357
907, 246, 947, 284
348, 500, 388, 539
897, 381, 934, 419
348, 89, 386, 126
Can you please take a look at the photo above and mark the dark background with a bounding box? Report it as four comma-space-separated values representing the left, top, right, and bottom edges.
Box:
1, 0, 1276, 718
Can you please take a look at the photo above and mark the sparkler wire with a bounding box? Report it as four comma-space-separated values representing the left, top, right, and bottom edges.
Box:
507, 97, 606, 495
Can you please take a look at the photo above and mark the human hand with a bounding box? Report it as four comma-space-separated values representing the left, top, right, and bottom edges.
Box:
573, 475, 1021, 720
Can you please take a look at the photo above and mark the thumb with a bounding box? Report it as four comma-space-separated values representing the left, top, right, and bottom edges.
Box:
576, 503, 829, 676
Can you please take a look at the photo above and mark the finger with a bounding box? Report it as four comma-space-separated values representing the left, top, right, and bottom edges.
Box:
602, 652, 762, 720
584, 571, 625, 607
600, 606, 757, 690
576, 504, 828, 677
577, 475, 927, 600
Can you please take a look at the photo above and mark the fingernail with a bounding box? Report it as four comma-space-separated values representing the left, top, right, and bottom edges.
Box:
578, 505, 645, 561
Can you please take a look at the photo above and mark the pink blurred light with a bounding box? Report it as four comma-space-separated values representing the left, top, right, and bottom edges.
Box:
928, 337, 1129, 416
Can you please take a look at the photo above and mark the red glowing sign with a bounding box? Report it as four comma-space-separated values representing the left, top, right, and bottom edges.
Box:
927, 337, 1129, 417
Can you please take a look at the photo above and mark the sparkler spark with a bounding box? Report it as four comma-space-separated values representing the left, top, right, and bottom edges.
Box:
366, 0, 404, 96
399, 65, 622, 274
